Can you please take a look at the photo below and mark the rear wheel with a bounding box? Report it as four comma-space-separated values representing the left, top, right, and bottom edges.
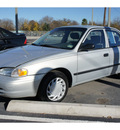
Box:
37, 70, 69, 102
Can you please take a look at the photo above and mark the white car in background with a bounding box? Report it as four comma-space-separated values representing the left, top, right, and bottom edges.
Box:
0, 25, 120, 102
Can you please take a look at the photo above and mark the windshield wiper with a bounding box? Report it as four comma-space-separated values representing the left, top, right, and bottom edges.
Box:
31, 43, 40, 46
40, 44, 60, 48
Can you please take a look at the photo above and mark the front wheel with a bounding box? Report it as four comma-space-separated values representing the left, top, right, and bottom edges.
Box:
117, 73, 120, 78
37, 71, 69, 102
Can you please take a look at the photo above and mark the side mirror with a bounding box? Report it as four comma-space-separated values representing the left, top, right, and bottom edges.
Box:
79, 43, 95, 51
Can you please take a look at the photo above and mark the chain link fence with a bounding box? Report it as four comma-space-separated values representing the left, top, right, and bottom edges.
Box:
12, 30, 48, 36
24, 31, 48, 36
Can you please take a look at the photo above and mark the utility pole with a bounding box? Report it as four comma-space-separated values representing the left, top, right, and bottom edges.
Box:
103, 7, 106, 26
92, 8, 93, 25
108, 7, 111, 27
15, 7, 18, 34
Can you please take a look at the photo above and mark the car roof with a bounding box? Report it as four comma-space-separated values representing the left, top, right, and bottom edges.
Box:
59, 25, 118, 31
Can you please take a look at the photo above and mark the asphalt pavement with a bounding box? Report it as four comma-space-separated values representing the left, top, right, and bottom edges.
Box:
63, 76, 120, 105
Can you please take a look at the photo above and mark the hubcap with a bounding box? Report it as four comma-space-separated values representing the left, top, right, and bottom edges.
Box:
47, 77, 66, 101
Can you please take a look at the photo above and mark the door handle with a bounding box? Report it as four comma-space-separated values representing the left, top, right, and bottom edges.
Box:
104, 53, 109, 57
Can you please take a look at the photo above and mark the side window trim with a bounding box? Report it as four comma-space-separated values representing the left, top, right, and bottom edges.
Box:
103, 29, 109, 48
81, 29, 104, 43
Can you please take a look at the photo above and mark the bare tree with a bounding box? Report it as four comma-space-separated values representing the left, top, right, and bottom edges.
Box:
0, 19, 14, 30
39, 16, 53, 24
69, 20, 79, 25
111, 17, 120, 30
18, 18, 26, 30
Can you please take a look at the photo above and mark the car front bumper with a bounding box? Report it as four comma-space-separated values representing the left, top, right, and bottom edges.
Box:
0, 74, 45, 98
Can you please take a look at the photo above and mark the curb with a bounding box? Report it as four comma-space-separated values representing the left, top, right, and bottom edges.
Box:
6, 100, 120, 118
0, 114, 95, 123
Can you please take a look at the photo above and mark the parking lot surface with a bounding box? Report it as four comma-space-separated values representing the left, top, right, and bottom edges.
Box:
63, 76, 120, 105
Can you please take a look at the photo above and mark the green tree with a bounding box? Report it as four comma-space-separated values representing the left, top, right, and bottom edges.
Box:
33, 22, 39, 31
42, 23, 50, 31
82, 18, 88, 25
21, 20, 30, 31
28, 20, 39, 31
29, 20, 36, 31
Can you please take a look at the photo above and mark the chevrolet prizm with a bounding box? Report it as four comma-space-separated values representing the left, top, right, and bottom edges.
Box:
0, 25, 120, 102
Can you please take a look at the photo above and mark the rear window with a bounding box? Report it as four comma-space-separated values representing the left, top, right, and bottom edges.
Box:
106, 30, 120, 47
0, 29, 15, 38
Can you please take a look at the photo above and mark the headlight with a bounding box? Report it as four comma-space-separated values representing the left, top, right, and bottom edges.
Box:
0, 68, 14, 76
0, 68, 28, 77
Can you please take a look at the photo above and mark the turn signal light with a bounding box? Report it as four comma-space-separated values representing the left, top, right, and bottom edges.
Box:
18, 69, 28, 76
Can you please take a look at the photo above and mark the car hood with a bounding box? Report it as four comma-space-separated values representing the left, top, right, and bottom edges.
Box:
0, 45, 69, 67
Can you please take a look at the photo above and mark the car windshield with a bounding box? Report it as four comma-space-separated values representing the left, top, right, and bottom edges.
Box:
33, 27, 87, 50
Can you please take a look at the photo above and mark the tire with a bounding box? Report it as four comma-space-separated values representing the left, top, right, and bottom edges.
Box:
37, 70, 69, 102
117, 73, 120, 78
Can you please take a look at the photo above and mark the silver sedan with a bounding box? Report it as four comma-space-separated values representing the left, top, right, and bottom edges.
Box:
0, 25, 120, 102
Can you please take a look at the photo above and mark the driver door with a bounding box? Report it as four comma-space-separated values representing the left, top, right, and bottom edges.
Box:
76, 29, 110, 84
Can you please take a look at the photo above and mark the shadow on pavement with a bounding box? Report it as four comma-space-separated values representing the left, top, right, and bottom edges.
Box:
0, 97, 10, 103
97, 76, 120, 89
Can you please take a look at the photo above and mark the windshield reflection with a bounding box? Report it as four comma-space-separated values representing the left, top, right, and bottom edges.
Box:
33, 27, 87, 50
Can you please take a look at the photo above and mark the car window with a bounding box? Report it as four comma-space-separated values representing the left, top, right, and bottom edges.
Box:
1, 30, 10, 37
33, 27, 87, 50
106, 30, 120, 47
81, 30, 105, 50
41, 31, 65, 44
0, 29, 14, 38
67, 31, 82, 44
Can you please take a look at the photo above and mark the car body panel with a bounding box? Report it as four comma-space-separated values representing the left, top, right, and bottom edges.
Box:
0, 45, 71, 67
0, 74, 44, 98
76, 48, 110, 84
108, 47, 120, 75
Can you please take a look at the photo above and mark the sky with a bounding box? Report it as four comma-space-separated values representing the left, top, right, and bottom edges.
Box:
0, 7, 120, 25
